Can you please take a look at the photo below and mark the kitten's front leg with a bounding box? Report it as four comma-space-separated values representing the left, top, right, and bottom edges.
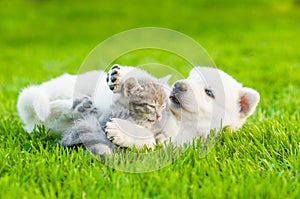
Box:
106, 118, 156, 149
70, 96, 99, 119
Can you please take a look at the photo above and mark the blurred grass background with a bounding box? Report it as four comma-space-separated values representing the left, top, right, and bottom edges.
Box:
0, 0, 300, 198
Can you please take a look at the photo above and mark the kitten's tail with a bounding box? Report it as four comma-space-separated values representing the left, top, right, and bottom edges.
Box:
17, 86, 50, 132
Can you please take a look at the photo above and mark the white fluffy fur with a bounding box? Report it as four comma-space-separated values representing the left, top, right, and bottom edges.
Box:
17, 73, 76, 132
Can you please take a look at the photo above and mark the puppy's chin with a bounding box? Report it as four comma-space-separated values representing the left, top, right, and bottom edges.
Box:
169, 102, 182, 113
169, 101, 200, 123
169, 95, 181, 117
169, 93, 197, 114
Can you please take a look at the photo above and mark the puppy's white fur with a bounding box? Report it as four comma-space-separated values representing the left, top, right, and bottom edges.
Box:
17, 73, 76, 133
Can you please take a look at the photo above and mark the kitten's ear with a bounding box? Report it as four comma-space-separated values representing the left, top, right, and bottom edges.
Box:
124, 77, 143, 96
159, 75, 172, 85
238, 87, 260, 118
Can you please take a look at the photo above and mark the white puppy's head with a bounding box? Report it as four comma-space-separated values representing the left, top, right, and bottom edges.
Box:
169, 67, 260, 132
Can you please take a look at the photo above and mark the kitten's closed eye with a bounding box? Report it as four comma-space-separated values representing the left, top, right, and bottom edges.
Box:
126, 81, 167, 124
146, 104, 156, 109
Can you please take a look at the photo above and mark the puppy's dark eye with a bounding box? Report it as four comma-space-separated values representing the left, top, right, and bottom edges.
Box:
205, 89, 215, 99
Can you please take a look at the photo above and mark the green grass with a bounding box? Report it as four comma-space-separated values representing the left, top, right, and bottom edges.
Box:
1, 0, 300, 198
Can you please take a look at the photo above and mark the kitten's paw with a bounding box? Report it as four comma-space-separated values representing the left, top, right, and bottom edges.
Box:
107, 64, 123, 93
105, 118, 132, 147
72, 96, 98, 117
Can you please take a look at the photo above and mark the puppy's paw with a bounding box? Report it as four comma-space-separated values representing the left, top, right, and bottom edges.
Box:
106, 118, 132, 147
106, 64, 124, 93
106, 118, 156, 149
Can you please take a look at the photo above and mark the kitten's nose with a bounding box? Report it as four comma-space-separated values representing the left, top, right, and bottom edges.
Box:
156, 111, 162, 121
174, 81, 187, 92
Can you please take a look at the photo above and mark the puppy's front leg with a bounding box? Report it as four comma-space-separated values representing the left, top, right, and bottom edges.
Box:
106, 118, 156, 149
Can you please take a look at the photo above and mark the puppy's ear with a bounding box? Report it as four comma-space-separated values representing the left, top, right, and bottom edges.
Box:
238, 87, 260, 118
159, 75, 172, 85
124, 77, 143, 97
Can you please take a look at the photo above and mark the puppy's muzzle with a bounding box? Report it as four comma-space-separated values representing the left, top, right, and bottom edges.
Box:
170, 81, 187, 106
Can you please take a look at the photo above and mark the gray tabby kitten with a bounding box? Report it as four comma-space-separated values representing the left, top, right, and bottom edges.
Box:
60, 69, 167, 157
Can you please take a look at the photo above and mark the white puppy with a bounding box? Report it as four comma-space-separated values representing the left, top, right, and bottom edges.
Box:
105, 67, 260, 147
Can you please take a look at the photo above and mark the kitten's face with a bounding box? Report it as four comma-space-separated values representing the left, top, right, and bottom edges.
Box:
124, 78, 167, 123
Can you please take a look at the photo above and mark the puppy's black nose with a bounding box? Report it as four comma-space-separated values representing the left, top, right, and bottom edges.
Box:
174, 81, 187, 92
